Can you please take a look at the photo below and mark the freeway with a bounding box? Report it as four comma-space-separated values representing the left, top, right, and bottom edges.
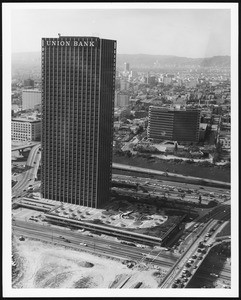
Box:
159, 205, 230, 288
12, 219, 178, 268
11, 142, 40, 152
112, 174, 230, 205
112, 163, 230, 189
12, 144, 41, 198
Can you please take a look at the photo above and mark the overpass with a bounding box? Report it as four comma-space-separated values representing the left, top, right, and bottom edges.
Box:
12, 142, 40, 153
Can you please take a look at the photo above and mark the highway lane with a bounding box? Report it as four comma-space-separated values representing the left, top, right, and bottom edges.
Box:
12, 144, 41, 197
112, 174, 230, 205
14, 144, 40, 185
12, 146, 39, 193
113, 174, 230, 194
13, 228, 175, 268
159, 207, 230, 288
112, 163, 230, 189
12, 142, 40, 152
13, 218, 178, 261
13, 219, 178, 268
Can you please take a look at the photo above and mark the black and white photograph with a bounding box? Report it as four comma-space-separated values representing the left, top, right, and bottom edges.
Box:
2, 2, 239, 298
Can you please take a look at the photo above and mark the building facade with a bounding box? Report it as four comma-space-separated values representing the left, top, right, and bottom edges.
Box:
22, 90, 41, 110
148, 106, 200, 142
41, 36, 116, 208
23, 78, 34, 88
124, 62, 130, 72
12, 118, 41, 141
114, 92, 130, 107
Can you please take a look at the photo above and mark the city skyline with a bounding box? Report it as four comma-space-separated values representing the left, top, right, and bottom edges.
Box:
4, 3, 239, 297
11, 8, 231, 58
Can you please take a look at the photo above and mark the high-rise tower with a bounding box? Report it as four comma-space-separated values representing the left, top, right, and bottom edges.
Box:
41, 36, 117, 208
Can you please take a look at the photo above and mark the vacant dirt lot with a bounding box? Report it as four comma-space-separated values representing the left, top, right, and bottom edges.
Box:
12, 237, 167, 289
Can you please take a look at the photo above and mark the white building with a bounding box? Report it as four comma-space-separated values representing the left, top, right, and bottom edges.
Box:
22, 90, 41, 110
11, 118, 41, 141
219, 136, 231, 150
115, 92, 130, 107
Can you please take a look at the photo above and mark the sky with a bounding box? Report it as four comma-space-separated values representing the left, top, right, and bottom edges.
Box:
10, 7, 231, 58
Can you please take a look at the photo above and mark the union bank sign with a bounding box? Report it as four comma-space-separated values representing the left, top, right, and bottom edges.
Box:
43, 40, 97, 47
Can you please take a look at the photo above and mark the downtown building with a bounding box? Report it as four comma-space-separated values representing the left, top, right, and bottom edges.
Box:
22, 89, 41, 110
148, 106, 200, 143
41, 36, 116, 208
12, 118, 41, 141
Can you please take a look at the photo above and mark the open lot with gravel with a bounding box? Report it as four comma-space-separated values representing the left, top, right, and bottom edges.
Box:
12, 237, 167, 289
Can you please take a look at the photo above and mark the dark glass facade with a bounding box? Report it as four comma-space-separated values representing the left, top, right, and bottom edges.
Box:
41, 36, 116, 208
148, 106, 200, 142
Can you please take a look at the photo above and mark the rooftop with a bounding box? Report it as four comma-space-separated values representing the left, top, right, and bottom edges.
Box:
12, 117, 41, 123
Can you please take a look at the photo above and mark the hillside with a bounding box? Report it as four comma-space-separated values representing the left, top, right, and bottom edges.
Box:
116, 54, 230, 69
11, 52, 230, 75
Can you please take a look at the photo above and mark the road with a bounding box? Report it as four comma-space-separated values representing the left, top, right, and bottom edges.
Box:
112, 163, 230, 189
12, 144, 41, 198
12, 219, 178, 269
12, 142, 40, 152
159, 205, 230, 288
11, 145, 231, 289
112, 174, 230, 205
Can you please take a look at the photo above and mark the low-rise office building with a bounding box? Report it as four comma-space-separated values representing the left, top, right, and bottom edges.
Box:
148, 106, 200, 143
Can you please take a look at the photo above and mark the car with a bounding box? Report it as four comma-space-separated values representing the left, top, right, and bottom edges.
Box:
198, 256, 203, 260
172, 284, 178, 288
19, 236, 25, 241
64, 239, 71, 243
29, 179, 31, 181
192, 255, 197, 259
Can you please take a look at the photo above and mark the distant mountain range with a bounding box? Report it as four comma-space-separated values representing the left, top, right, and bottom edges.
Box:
117, 54, 230, 69
11, 52, 230, 72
